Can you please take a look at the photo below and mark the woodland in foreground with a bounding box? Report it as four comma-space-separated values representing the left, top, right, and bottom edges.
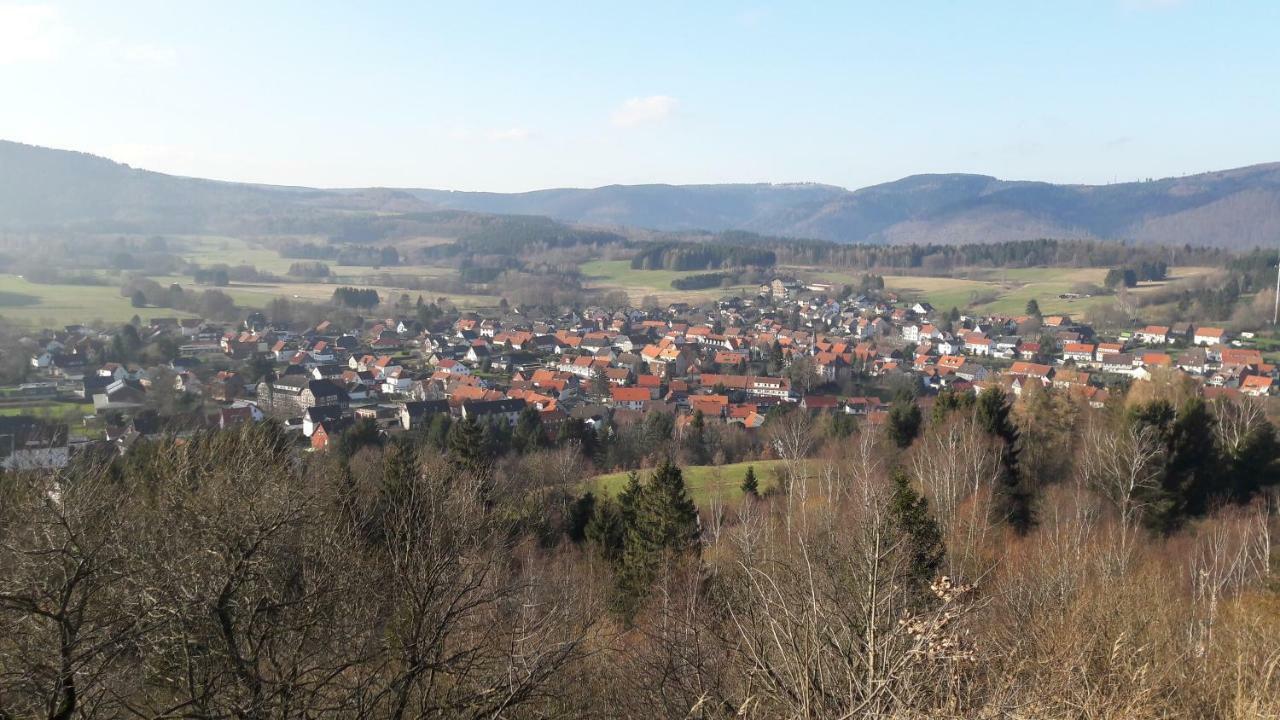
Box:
1, 382, 1279, 720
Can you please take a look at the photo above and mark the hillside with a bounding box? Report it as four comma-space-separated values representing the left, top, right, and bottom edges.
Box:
414, 166, 1280, 247
4, 140, 1280, 248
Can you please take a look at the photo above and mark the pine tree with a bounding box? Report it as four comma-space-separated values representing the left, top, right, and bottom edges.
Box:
512, 406, 543, 453
615, 461, 700, 615
447, 415, 487, 475
1025, 298, 1041, 317
888, 469, 946, 606
741, 465, 759, 497
886, 397, 923, 448
977, 388, 1032, 532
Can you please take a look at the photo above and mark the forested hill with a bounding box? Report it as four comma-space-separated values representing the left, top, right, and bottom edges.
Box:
5, 139, 1280, 248
0, 140, 433, 234
413, 166, 1280, 248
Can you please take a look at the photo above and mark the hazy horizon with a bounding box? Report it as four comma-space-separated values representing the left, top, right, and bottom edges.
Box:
3, 1, 1279, 192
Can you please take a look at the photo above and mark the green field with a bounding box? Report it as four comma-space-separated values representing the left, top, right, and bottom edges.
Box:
801, 265, 1214, 316
590, 459, 788, 505
0, 275, 199, 326
0, 401, 95, 422
579, 259, 1213, 315
579, 260, 759, 302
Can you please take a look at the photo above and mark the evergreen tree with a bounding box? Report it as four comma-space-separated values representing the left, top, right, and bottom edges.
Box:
615, 461, 700, 615
977, 388, 1032, 532
741, 465, 759, 497
567, 492, 597, 544
425, 413, 452, 450
1223, 421, 1280, 502
337, 417, 383, 461
888, 469, 946, 605
584, 497, 625, 560
512, 405, 544, 453
1025, 298, 1041, 317
886, 397, 923, 448
447, 415, 487, 475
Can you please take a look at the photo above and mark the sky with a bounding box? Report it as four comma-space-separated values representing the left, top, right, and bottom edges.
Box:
1, 1, 1278, 192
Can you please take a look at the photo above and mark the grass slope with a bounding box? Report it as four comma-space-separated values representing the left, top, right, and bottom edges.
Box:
590, 459, 788, 505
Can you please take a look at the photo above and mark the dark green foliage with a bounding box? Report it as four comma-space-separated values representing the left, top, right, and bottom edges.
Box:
886, 397, 923, 449
331, 287, 380, 309
829, 412, 857, 439
931, 387, 975, 424
1222, 422, 1280, 502
614, 461, 701, 615
337, 417, 383, 461
557, 418, 598, 459
447, 416, 487, 475
684, 410, 709, 464
977, 388, 1032, 532
1128, 399, 1218, 533
287, 261, 330, 278
741, 465, 759, 497
671, 271, 736, 290
630, 243, 775, 271
512, 406, 544, 453
1104, 267, 1138, 289
424, 412, 452, 450
1024, 298, 1041, 317
641, 411, 675, 456
585, 497, 625, 560
567, 492, 597, 543
192, 267, 230, 286
888, 469, 945, 604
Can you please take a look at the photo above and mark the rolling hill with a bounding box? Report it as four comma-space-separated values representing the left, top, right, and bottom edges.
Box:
3, 139, 1280, 248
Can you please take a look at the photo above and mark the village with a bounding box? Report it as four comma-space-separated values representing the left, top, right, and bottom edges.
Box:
0, 272, 1271, 470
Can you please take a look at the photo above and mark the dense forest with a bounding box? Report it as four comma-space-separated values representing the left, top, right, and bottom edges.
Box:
630, 243, 778, 271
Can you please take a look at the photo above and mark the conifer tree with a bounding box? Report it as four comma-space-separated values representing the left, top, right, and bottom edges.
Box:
741, 465, 759, 497
448, 415, 487, 475
886, 396, 923, 448
888, 469, 945, 605
512, 405, 544, 453
977, 388, 1032, 532
615, 461, 700, 615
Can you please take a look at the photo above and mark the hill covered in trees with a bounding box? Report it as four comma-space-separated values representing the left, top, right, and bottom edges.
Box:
412, 166, 1280, 249
5, 140, 1280, 249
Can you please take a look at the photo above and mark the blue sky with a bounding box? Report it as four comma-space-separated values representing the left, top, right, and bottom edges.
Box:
1, 1, 1277, 191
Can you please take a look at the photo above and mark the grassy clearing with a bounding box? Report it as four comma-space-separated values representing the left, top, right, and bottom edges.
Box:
579, 260, 759, 303
590, 459, 788, 505
801, 265, 1217, 317
0, 275, 198, 326
0, 401, 95, 422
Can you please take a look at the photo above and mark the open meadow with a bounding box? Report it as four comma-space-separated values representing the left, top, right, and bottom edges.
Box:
591, 459, 789, 505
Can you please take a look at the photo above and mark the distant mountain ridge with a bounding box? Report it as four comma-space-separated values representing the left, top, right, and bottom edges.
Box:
3, 139, 1280, 248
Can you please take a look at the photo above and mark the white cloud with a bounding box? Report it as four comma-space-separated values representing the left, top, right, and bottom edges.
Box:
0, 3, 71, 64
611, 95, 678, 128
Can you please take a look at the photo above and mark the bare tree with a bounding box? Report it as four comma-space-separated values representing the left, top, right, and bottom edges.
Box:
910, 415, 1002, 580
1077, 419, 1164, 572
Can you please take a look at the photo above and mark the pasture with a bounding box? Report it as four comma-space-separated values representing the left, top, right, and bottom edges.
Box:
591, 459, 788, 505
